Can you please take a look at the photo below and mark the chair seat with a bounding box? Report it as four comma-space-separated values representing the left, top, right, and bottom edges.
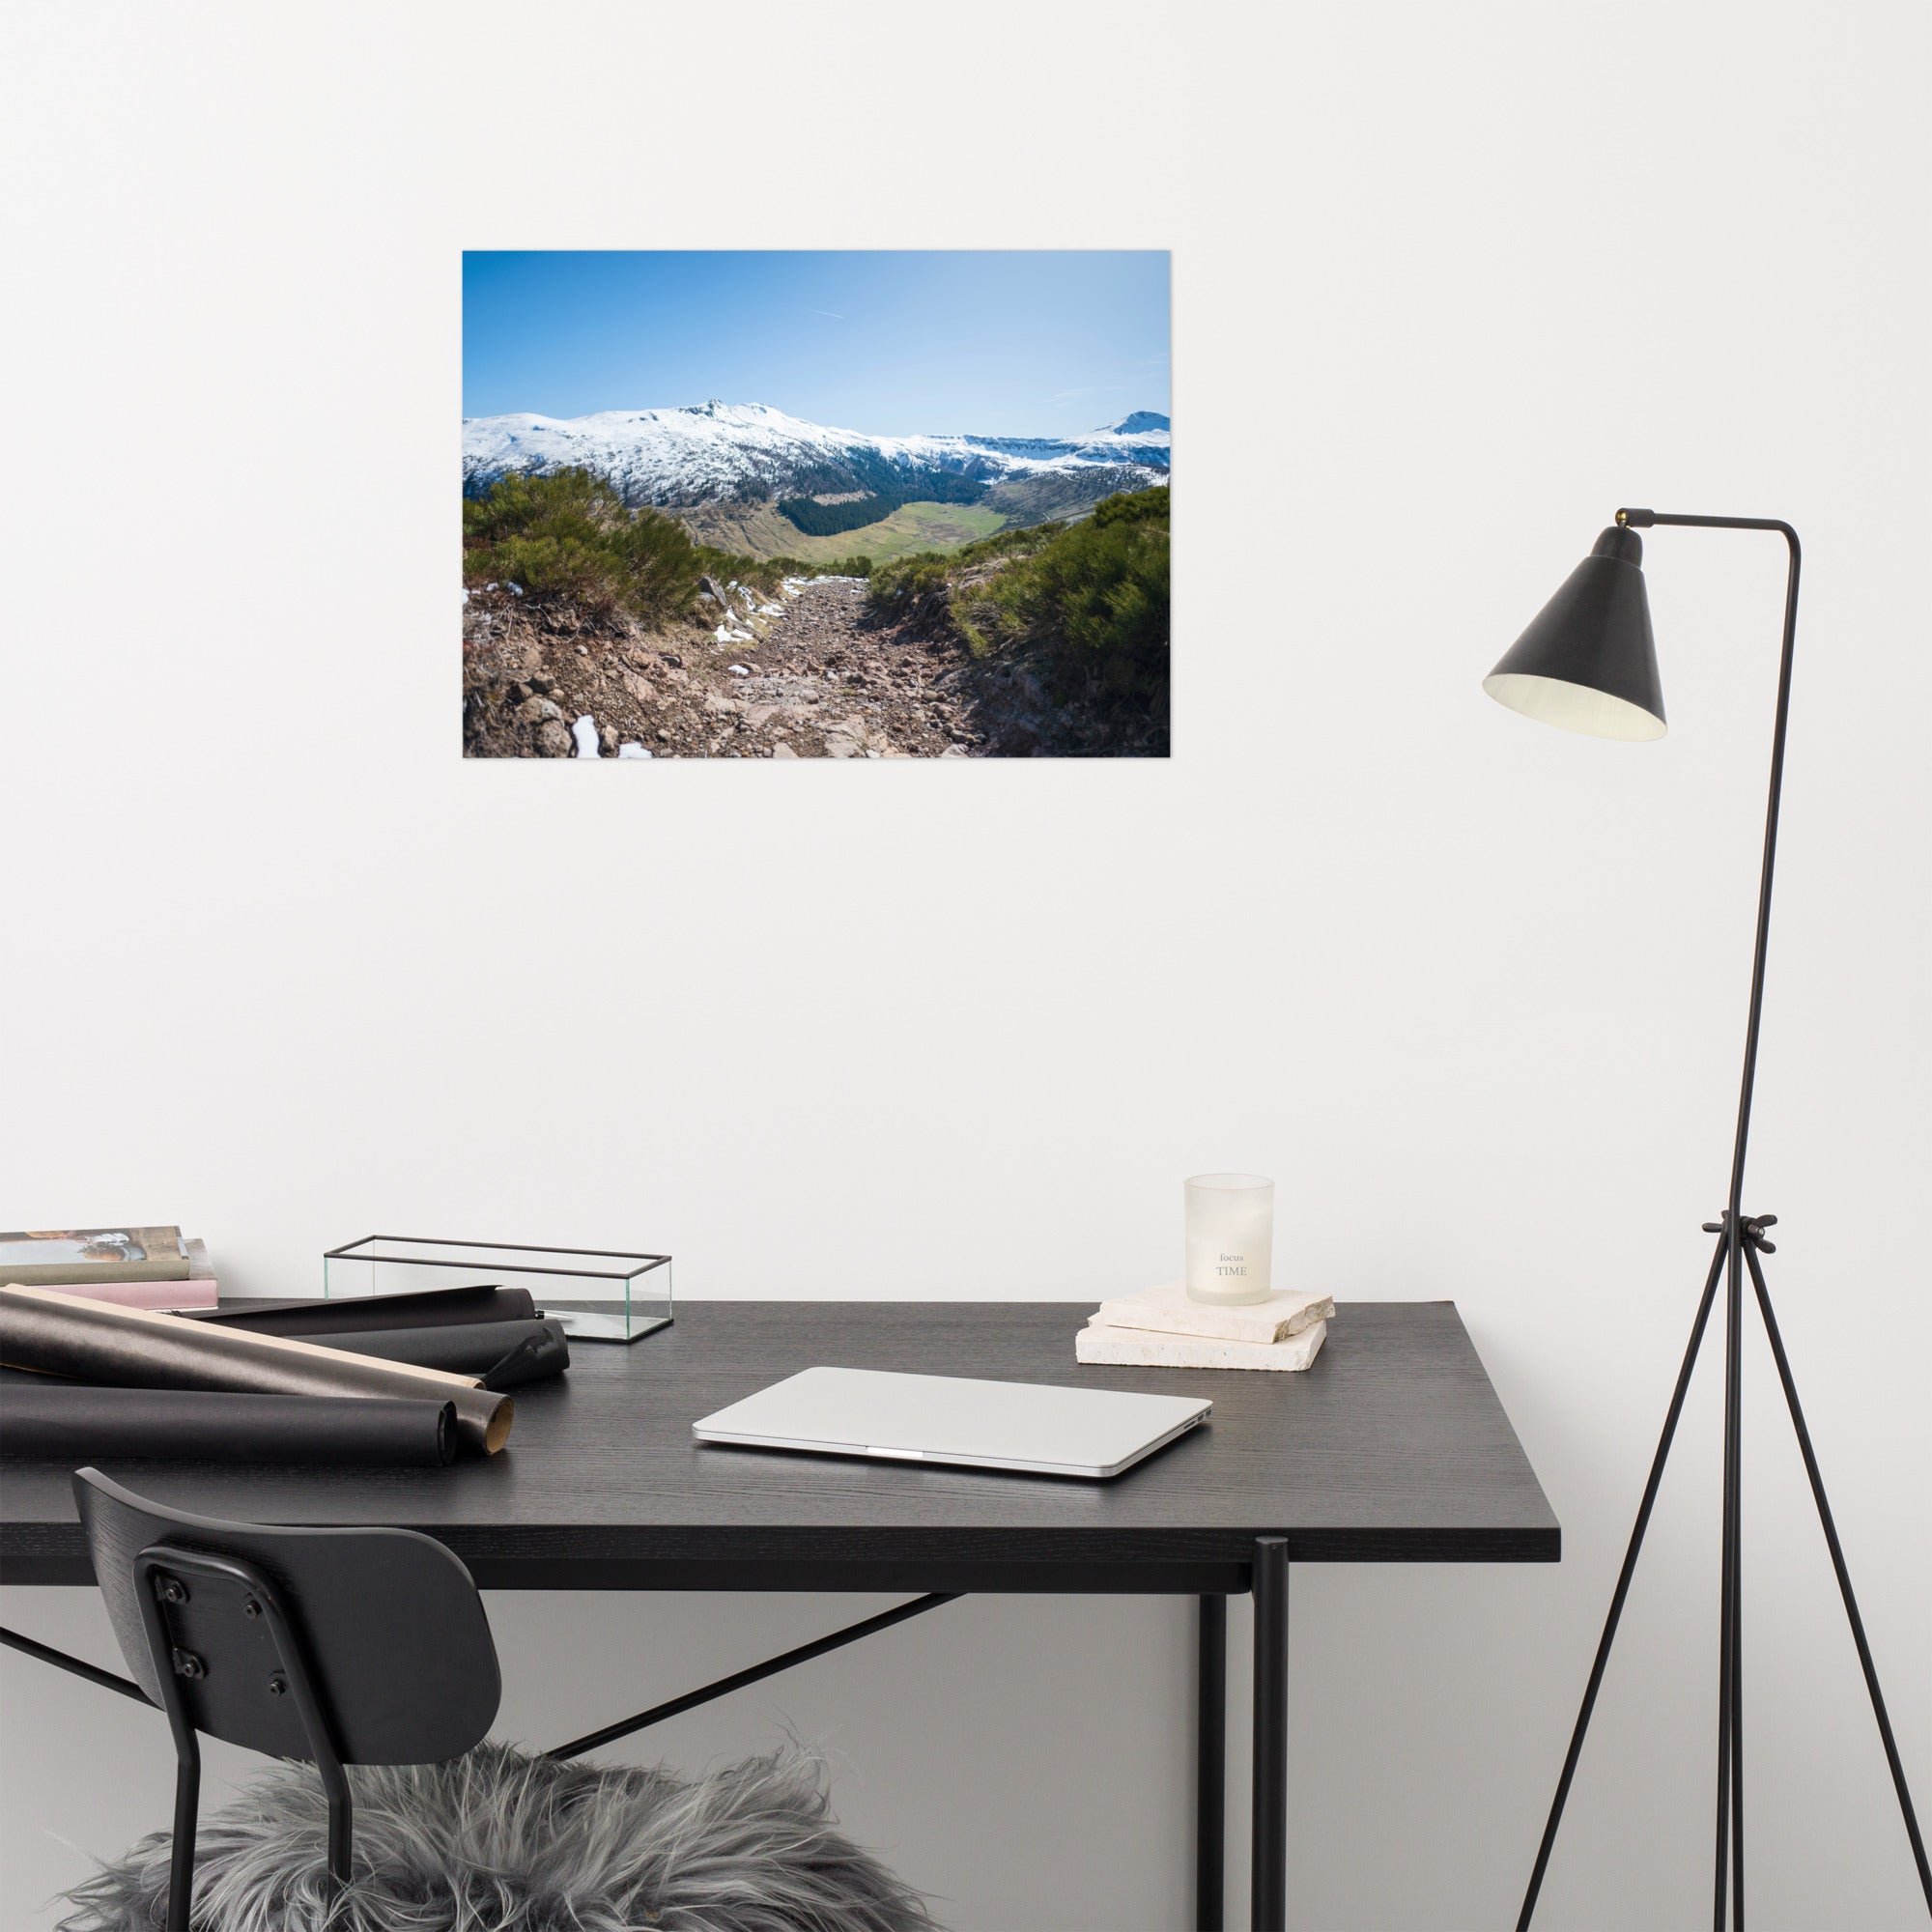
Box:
59, 1741, 935, 1932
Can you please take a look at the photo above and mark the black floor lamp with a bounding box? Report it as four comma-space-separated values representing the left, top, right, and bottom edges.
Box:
1484, 510, 1931, 1930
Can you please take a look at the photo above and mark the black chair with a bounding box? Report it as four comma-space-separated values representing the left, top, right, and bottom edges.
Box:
73, 1466, 501, 1932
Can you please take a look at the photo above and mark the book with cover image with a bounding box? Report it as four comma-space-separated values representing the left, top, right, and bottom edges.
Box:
0, 1228, 189, 1285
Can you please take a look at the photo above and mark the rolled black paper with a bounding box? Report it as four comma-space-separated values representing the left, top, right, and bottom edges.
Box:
480, 1335, 551, 1392
186, 1284, 538, 1335
307, 1318, 568, 1385
0, 1286, 513, 1456
0, 1385, 456, 1466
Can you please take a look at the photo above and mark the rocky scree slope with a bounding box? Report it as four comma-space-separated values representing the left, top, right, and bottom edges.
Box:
463, 571, 1128, 759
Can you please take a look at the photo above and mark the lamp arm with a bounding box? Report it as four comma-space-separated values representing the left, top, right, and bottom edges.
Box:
1616, 509, 1804, 1219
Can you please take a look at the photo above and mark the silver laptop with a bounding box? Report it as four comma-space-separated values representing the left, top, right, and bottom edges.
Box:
692, 1366, 1210, 1480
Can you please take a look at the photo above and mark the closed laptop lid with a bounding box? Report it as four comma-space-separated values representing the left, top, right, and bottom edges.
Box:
693, 1366, 1210, 1478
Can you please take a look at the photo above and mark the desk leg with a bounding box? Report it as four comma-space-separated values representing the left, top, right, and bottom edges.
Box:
1252, 1538, 1290, 1932
1197, 1594, 1226, 1931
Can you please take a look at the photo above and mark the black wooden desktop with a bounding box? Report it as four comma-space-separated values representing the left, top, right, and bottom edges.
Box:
0, 1300, 1558, 1930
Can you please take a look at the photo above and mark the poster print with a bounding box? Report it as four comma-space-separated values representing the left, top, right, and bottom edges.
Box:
462, 251, 1169, 759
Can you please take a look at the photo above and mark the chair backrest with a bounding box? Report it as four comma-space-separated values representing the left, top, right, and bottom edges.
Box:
74, 1468, 500, 1766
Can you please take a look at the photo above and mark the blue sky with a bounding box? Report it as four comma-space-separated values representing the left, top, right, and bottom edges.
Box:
462, 251, 1169, 436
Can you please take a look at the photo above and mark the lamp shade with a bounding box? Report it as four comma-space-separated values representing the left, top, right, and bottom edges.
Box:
1484, 526, 1666, 741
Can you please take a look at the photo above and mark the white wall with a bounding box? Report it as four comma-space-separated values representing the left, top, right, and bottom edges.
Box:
3, 4, 1927, 1925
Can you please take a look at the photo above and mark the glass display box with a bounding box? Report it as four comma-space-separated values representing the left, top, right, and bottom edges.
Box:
323, 1237, 671, 1343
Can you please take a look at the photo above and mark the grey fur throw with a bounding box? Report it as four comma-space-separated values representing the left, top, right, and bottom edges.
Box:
58, 1741, 937, 1932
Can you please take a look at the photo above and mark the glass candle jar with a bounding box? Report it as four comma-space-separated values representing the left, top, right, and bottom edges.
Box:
1184, 1173, 1275, 1305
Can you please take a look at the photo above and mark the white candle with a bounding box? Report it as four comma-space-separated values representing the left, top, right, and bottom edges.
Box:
1184, 1174, 1275, 1305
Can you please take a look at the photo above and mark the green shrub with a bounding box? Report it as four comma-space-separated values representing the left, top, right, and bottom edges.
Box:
867, 554, 954, 616
867, 489, 1168, 721
1091, 483, 1168, 529
464, 468, 702, 624
1007, 508, 1169, 712
951, 523, 1062, 569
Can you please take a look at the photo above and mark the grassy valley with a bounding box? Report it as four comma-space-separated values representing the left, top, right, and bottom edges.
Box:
673, 496, 1009, 565
669, 476, 1154, 566
831, 499, 1009, 560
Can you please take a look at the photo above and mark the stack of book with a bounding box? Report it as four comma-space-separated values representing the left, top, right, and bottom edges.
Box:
1075, 1279, 1333, 1371
0, 1226, 216, 1310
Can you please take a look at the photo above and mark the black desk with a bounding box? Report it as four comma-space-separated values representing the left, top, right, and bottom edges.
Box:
0, 1300, 1558, 1929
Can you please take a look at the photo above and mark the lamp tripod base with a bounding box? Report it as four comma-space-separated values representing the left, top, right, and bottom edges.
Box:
1518, 1213, 1931, 1929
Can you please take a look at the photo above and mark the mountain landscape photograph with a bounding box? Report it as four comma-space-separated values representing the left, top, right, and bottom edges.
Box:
462, 250, 1171, 758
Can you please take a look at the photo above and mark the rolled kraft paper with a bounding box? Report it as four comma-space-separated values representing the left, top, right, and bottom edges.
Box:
308, 1318, 568, 1385
0, 1385, 457, 1467
0, 1285, 513, 1456
187, 1283, 539, 1336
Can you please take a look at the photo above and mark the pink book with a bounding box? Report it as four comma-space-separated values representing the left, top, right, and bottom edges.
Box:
43, 1278, 219, 1312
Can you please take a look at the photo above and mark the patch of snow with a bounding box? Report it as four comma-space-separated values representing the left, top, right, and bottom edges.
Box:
726, 664, 751, 676
461, 397, 1170, 505
757, 602, 784, 615
571, 715, 600, 758
460, 587, 469, 603
617, 743, 651, 759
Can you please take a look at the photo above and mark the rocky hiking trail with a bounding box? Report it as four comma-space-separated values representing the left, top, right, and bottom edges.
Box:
463, 573, 1076, 759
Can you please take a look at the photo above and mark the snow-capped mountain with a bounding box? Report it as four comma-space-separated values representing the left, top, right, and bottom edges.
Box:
461, 400, 1170, 507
